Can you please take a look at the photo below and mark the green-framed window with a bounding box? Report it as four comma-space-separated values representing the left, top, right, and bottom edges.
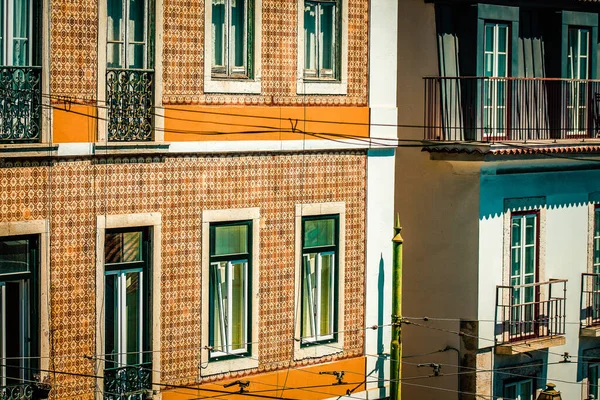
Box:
303, 0, 339, 80
591, 363, 600, 399
504, 378, 534, 400
209, 220, 252, 360
301, 214, 338, 346
104, 228, 152, 396
0, 235, 38, 388
211, 0, 253, 78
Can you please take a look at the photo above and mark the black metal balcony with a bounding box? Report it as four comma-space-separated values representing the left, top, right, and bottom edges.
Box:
581, 273, 600, 329
104, 362, 151, 399
495, 279, 567, 344
106, 69, 154, 142
0, 66, 41, 143
424, 76, 600, 142
0, 383, 33, 400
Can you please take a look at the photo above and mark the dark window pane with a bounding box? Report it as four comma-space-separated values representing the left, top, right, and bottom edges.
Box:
304, 218, 335, 248
107, 0, 123, 42
105, 231, 143, 264
0, 239, 30, 274
129, 0, 145, 43
212, 0, 226, 67
231, 0, 246, 68
320, 3, 335, 71
105, 274, 117, 369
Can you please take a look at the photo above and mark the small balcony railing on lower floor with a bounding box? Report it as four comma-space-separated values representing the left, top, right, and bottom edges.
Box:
106, 69, 154, 142
581, 273, 600, 329
495, 279, 567, 344
0, 66, 41, 143
104, 362, 151, 400
424, 76, 600, 142
1, 383, 33, 400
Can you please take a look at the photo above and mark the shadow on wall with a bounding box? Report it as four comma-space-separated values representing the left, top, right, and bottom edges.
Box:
492, 351, 549, 398
479, 162, 600, 221
365, 254, 388, 398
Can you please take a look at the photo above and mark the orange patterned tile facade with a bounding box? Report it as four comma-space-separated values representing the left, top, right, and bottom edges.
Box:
50, 0, 369, 105
0, 151, 366, 397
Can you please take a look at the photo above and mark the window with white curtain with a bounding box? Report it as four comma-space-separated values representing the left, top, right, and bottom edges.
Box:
303, 0, 338, 80
104, 228, 152, 397
107, 0, 150, 69
211, 0, 252, 78
209, 221, 251, 359
301, 215, 338, 345
0, 0, 32, 66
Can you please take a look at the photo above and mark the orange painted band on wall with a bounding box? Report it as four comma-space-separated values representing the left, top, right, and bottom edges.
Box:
162, 356, 367, 400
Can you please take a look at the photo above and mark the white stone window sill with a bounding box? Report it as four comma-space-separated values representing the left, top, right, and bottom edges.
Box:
294, 342, 343, 361
202, 356, 259, 376
204, 78, 261, 94
296, 79, 348, 95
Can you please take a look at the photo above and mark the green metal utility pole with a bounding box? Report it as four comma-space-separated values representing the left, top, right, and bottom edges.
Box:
390, 214, 403, 400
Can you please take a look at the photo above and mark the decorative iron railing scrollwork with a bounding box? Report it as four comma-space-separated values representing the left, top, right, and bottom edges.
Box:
106, 69, 154, 142
104, 362, 151, 400
0, 66, 41, 143
0, 383, 34, 400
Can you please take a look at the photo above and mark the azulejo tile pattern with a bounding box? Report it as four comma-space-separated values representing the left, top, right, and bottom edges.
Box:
162, 0, 369, 106
0, 151, 365, 396
50, 0, 368, 105
50, 0, 98, 101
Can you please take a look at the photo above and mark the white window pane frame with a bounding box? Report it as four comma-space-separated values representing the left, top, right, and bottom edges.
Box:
567, 27, 590, 135
1, 0, 33, 66
209, 259, 248, 358
107, 0, 148, 69
296, 0, 347, 95
204, 0, 261, 94
301, 251, 335, 344
510, 213, 538, 338
483, 22, 509, 138
302, 0, 337, 80
211, 0, 249, 77
105, 268, 144, 367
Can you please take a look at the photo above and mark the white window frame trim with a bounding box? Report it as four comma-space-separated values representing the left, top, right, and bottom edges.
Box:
296, 0, 348, 95
203, 0, 262, 94
293, 202, 345, 360
94, 213, 162, 399
200, 207, 260, 377
0, 220, 50, 381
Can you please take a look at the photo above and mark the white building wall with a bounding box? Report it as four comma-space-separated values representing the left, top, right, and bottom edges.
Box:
477, 160, 600, 399
363, 0, 398, 398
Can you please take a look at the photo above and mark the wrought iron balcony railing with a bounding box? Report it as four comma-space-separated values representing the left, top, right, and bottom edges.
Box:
104, 362, 151, 400
581, 273, 600, 329
424, 76, 600, 142
0, 66, 41, 143
495, 279, 567, 344
0, 383, 33, 400
106, 69, 154, 142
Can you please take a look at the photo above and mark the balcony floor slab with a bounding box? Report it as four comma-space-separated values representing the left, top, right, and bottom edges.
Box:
495, 336, 566, 356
